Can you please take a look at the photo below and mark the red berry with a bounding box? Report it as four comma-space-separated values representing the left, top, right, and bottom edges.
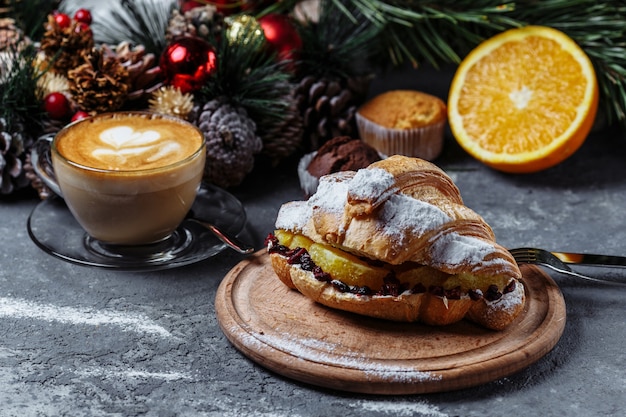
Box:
74, 22, 92, 36
73, 8, 92, 25
44, 92, 70, 120
71, 111, 90, 123
54, 12, 71, 28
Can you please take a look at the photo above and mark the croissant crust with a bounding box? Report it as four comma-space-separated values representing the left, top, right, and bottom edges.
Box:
272, 155, 525, 329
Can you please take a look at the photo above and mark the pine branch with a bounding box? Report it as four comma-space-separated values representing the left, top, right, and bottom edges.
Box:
2, 0, 58, 40
333, 0, 521, 67
0, 45, 45, 133
297, 0, 384, 79
199, 18, 293, 128
89, 0, 176, 55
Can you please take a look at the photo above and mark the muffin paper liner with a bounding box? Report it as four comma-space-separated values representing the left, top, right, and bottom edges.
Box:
356, 113, 445, 161
297, 151, 319, 197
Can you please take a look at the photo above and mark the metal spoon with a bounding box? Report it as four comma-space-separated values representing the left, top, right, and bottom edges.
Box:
187, 217, 255, 254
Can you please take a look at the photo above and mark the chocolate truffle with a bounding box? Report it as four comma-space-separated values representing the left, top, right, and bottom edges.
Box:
298, 137, 382, 197
307, 136, 381, 177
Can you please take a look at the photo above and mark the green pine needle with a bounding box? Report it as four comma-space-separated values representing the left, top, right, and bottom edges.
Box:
90, 0, 176, 55
297, 0, 383, 79
0, 45, 44, 133
2, 0, 58, 40
199, 18, 293, 129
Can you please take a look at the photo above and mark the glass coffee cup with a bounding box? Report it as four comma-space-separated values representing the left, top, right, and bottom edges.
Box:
46, 112, 206, 247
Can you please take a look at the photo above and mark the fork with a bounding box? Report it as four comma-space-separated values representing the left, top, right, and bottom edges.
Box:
508, 247, 626, 285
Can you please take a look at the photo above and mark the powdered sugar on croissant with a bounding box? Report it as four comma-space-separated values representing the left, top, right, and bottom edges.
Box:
277, 156, 520, 279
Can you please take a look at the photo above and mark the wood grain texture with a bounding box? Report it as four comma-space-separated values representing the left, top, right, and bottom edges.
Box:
215, 250, 566, 395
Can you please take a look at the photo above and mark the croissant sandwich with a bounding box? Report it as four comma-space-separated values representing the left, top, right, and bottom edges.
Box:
266, 155, 525, 330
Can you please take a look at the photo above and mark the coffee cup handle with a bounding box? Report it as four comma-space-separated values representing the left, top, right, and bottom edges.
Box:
30, 134, 63, 197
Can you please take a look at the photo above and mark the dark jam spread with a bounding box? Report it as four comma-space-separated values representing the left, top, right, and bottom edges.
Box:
266, 233, 515, 301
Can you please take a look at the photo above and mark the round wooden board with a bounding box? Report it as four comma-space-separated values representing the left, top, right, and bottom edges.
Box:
215, 250, 566, 395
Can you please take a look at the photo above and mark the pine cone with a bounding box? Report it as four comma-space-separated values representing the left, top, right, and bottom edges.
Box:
166, 5, 224, 42
0, 117, 31, 194
196, 98, 262, 188
24, 152, 51, 199
295, 74, 372, 150
0, 18, 29, 51
102, 41, 162, 102
39, 15, 94, 74
258, 88, 304, 165
67, 48, 130, 113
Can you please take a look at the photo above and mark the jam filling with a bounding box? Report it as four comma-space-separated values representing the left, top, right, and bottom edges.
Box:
266, 233, 515, 301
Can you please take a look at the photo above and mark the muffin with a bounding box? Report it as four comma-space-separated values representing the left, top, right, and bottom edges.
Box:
356, 90, 447, 160
298, 136, 381, 196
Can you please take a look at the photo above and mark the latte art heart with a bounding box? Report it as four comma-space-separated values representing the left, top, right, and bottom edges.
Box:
91, 125, 183, 167
55, 113, 203, 172
99, 126, 162, 148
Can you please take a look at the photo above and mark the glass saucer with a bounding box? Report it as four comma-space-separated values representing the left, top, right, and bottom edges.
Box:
27, 184, 247, 271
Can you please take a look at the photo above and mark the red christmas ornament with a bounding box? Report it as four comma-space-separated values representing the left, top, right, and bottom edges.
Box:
258, 14, 302, 67
179, 1, 203, 13
159, 37, 217, 94
44, 92, 70, 120
73, 8, 93, 25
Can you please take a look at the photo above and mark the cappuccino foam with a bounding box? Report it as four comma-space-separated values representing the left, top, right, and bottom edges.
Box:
56, 113, 203, 171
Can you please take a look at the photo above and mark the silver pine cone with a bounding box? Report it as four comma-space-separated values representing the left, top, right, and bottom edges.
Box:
196, 98, 262, 188
0, 117, 30, 194
166, 5, 224, 42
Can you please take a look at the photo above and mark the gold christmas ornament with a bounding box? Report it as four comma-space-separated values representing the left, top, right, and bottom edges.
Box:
226, 14, 264, 46
36, 71, 70, 98
148, 86, 194, 120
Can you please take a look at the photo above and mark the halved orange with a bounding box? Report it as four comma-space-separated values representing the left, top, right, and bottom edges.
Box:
448, 25, 598, 173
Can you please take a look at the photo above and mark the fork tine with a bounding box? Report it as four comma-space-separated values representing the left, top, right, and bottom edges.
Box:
507, 248, 536, 263
508, 247, 615, 284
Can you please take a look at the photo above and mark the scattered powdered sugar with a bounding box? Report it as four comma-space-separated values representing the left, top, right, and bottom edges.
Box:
348, 167, 395, 201
309, 174, 350, 215
486, 280, 525, 313
236, 328, 439, 383
429, 232, 507, 270
378, 194, 451, 243
0, 297, 173, 339
349, 400, 448, 417
275, 201, 311, 232
276, 173, 350, 230
72, 366, 192, 382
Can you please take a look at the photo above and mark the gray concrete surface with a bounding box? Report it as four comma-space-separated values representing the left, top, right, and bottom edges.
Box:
1, 65, 625, 416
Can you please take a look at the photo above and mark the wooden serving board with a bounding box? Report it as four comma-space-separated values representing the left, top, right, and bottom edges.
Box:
215, 251, 566, 395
